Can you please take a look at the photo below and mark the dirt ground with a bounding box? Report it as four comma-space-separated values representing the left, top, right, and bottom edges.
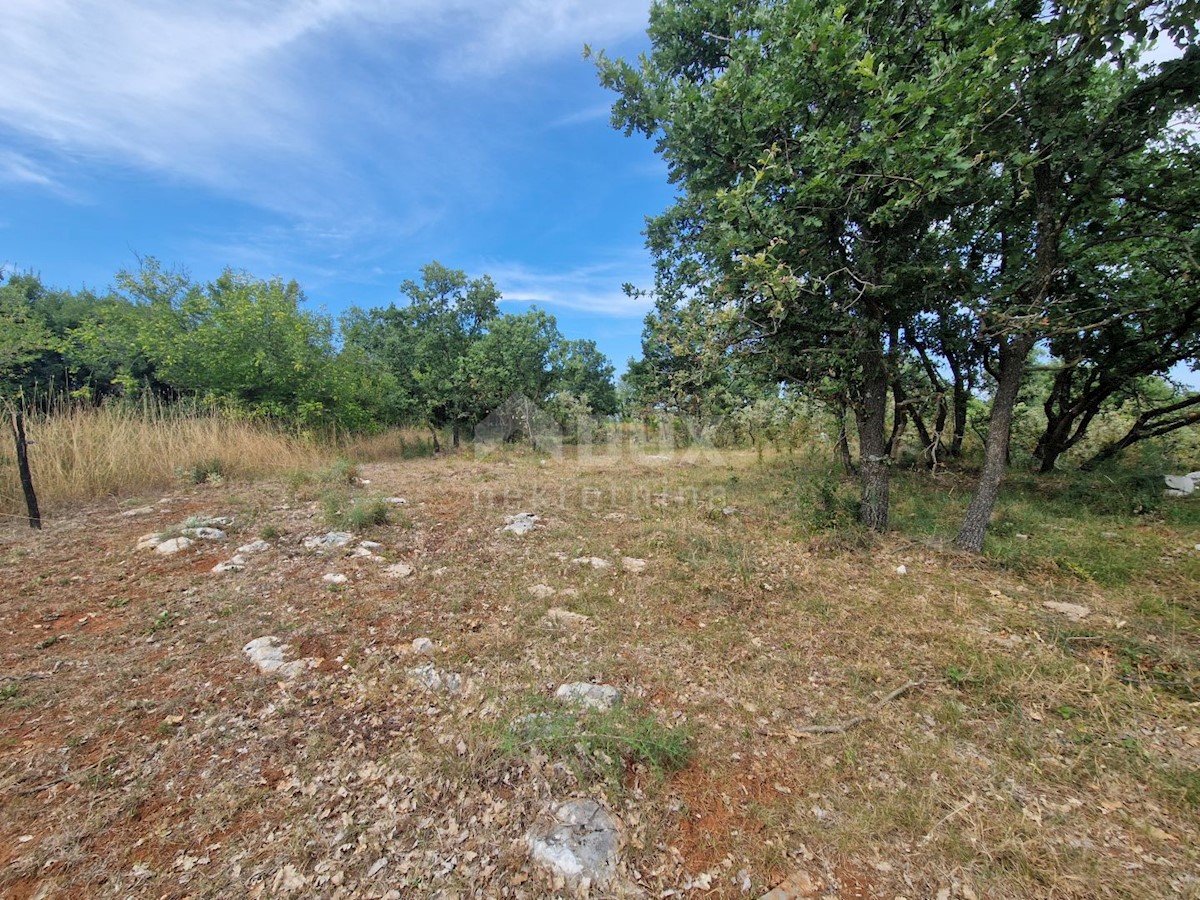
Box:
1, 449, 1197, 899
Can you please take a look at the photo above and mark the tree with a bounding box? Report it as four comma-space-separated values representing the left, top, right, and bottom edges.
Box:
0, 273, 60, 400
557, 339, 618, 416
1032, 137, 1200, 472
599, 0, 1199, 549
950, 5, 1198, 550
593, 0, 998, 530
106, 260, 364, 428
398, 262, 501, 448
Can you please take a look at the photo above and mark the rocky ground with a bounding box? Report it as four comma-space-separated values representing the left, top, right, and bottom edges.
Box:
1, 450, 1198, 899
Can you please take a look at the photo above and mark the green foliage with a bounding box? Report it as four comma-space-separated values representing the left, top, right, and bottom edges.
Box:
596, 0, 1200, 545
322, 493, 391, 530
501, 701, 692, 788
181, 458, 226, 485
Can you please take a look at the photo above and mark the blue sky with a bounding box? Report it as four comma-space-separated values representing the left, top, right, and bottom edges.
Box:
0, 0, 674, 374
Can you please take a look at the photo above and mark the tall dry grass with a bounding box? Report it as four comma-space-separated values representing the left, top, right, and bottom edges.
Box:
337, 427, 437, 462
0, 403, 332, 519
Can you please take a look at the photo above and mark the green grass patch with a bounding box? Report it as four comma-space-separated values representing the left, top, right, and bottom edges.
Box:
499, 700, 692, 789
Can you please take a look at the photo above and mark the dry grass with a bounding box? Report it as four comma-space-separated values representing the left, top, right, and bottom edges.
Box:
338, 427, 437, 463
0, 404, 331, 519
0, 444, 1197, 898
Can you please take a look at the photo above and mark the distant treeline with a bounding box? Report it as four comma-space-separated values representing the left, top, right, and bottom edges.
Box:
0, 259, 617, 438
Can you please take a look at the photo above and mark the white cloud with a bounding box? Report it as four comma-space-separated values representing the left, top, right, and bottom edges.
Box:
0, 0, 650, 212
0, 150, 57, 188
491, 256, 654, 318
547, 103, 614, 129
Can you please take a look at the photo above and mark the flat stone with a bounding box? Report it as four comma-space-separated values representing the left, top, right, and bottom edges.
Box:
759, 868, 822, 899
555, 682, 620, 711
407, 663, 461, 694
184, 515, 232, 528
237, 539, 271, 554
119, 506, 156, 518
895, 564, 908, 575
620, 557, 647, 574
572, 556, 612, 570
303, 531, 354, 550
502, 513, 542, 536
136, 533, 165, 551
155, 537, 194, 555
243, 636, 312, 679
358, 540, 384, 551
212, 555, 247, 573
384, 497, 408, 505
322, 573, 348, 585
384, 562, 415, 579
527, 799, 619, 888
1043, 601, 1090, 620
1164, 474, 1195, 496
541, 608, 591, 630
183, 527, 226, 540
411, 637, 435, 655
528, 584, 557, 600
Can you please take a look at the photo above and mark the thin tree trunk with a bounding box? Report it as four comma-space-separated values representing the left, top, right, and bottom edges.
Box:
10, 409, 42, 530
955, 334, 1034, 552
835, 400, 856, 476
950, 368, 968, 457
855, 348, 890, 532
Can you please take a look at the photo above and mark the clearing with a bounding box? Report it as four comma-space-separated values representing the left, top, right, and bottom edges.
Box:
1, 448, 1198, 898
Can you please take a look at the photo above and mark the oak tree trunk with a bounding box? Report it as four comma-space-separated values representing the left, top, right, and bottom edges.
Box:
955, 334, 1034, 552
855, 348, 890, 532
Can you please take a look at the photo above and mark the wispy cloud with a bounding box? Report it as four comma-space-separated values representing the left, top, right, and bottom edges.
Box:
0, 0, 649, 218
547, 103, 614, 129
491, 256, 654, 318
0, 149, 77, 199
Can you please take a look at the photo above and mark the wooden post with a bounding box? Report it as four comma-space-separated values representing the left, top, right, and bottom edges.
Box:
9, 409, 41, 530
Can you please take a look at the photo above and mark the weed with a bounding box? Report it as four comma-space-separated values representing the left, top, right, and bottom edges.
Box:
147, 609, 178, 635
34, 635, 61, 650
258, 524, 281, 541
107, 598, 130, 609
0, 683, 19, 702
501, 701, 691, 789
321, 492, 390, 530
182, 457, 226, 485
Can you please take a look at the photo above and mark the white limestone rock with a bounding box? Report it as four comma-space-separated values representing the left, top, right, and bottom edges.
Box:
502, 512, 542, 536
182, 526, 226, 540
212, 555, 247, 573
1043, 600, 1091, 620
527, 799, 620, 888
155, 536, 194, 555
572, 556, 612, 570
303, 531, 354, 550
555, 682, 621, 711
1164, 474, 1195, 496
242, 636, 312, 679
407, 663, 462, 694
540, 608, 591, 630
